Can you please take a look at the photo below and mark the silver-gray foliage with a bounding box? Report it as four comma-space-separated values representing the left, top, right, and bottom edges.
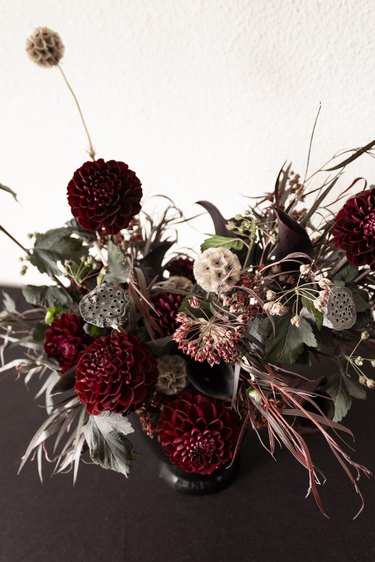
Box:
83, 412, 135, 477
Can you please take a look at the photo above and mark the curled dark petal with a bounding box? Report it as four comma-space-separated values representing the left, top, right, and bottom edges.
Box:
187, 360, 234, 400
196, 201, 234, 237
274, 208, 314, 271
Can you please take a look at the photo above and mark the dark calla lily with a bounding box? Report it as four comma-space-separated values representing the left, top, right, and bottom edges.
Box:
274, 207, 314, 271
196, 200, 234, 237
139, 240, 174, 279
187, 360, 235, 400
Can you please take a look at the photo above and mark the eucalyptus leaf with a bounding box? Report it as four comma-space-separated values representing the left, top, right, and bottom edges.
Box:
22, 285, 73, 308
200, 235, 244, 252
265, 315, 317, 365
83, 412, 136, 477
0, 182, 18, 202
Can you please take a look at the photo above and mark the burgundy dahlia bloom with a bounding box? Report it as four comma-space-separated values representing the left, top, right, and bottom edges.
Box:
75, 331, 158, 415
158, 390, 240, 474
332, 188, 375, 268
67, 159, 142, 235
165, 257, 195, 283
151, 292, 184, 336
44, 313, 92, 374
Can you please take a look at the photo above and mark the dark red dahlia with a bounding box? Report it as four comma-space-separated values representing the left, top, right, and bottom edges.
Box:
332, 188, 375, 268
75, 331, 158, 415
165, 257, 195, 282
67, 159, 142, 235
151, 292, 184, 336
158, 390, 240, 475
44, 313, 92, 374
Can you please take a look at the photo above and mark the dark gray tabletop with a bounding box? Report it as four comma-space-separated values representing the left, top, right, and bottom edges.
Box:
0, 289, 374, 562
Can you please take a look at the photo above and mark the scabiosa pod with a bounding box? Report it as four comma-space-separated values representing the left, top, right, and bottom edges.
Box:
26, 27, 64, 67
156, 355, 188, 395
193, 247, 241, 293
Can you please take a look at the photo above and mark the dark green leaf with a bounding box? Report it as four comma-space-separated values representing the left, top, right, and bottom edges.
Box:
104, 240, 131, 283
83, 412, 136, 477
200, 235, 244, 252
325, 372, 366, 422
350, 286, 371, 312
265, 315, 317, 364
29, 227, 88, 276
302, 296, 324, 329
0, 182, 18, 202
22, 285, 74, 308
179, 295, 212, 319
32, 323, 48, 341
333, 263, 358, 284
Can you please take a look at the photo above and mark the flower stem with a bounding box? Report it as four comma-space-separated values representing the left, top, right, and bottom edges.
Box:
57, 64, 96, 161
0, 225, 30, 255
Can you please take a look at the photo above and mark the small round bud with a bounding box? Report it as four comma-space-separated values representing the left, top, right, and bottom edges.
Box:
358, 375, 367, 385
354, 356, 363, 366
290, 315, 301, 327
299, 264, 311, 275
361, 330, 370, 340
318, 278, 332, 289
366, 378, 375, 389
266, 290, 276, 301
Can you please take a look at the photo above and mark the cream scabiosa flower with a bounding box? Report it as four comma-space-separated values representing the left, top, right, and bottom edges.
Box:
193, 247, 241, 293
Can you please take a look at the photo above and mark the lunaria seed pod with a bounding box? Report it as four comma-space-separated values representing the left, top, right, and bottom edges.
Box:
79, 283, 129, 328
325, 286, 357, 331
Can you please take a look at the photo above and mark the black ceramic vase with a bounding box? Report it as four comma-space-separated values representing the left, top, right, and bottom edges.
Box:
133, 415, 239, 496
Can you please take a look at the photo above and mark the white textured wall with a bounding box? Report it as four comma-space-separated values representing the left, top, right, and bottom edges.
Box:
1, 0, 375, 285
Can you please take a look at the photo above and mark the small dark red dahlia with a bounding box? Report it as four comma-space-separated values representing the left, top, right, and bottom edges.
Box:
165, 257, 195, 283
44, 313, 92, 374
75, 331, 158, 415
151, 292, 184, 336
332, 188, 375, 268
158, 390, 240, 474
67, 159, 142, 235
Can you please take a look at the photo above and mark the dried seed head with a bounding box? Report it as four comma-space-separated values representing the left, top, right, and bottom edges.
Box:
159, 275, 194, 292
156, 355, 188, 395
326, 286, 357, 331
79, 283, 129, 328
193, 247, 241, 293
26, 27, 64, 67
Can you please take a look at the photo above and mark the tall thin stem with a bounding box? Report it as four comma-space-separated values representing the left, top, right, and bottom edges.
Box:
0, 225, 30, 255
57, 64, 96, 161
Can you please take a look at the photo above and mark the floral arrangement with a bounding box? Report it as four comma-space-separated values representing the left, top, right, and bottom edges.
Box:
1, 27, 375, 518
